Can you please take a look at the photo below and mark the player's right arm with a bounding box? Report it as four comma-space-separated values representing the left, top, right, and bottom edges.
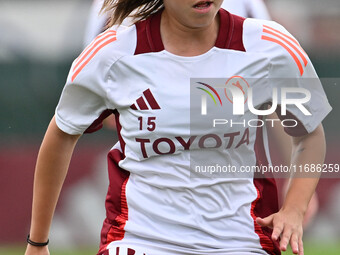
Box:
24, 25, 133, 255
25, 116, 80, 255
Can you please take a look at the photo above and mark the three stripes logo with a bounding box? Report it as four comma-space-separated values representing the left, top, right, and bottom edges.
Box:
72, 30, 117, 81
261, 25, 308, 76
130, 89, 161, 111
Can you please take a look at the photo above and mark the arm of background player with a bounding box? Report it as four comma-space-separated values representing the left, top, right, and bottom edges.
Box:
247, 0, 271, 20
24, 116, 80, 255
256, 124, 326, 255
83, 0, 108, 47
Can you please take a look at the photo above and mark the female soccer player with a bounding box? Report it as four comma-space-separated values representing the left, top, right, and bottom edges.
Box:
25, 1, 331, 255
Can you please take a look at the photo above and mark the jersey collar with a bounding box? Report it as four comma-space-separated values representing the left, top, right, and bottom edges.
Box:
134, 8, 245, 55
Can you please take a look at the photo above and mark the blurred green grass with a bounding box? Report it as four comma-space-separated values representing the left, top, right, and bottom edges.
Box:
283, 242, 340, 255
1, 242, 339, 255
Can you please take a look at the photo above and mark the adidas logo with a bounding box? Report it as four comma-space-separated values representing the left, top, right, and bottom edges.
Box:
130, 89, 161, 110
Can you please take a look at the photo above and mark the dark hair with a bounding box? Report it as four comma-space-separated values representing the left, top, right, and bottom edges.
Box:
101, 0, 164, 27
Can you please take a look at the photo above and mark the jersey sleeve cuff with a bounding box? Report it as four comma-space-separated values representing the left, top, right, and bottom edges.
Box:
55, 111, 85, 135
284, 104, 332, 137
304, 103, 332, 134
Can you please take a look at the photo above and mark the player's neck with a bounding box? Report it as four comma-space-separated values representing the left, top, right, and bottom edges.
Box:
160, 12, 220, 57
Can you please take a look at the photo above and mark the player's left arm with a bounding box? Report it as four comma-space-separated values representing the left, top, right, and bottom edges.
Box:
256, 123, 326, 255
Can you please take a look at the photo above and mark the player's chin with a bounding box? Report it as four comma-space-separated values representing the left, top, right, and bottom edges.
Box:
189, 8, 219, 27
191, 14, 219, 28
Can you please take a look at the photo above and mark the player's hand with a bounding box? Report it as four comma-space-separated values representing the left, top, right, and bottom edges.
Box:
24, 244, 50, 255
256, 208, 304, 255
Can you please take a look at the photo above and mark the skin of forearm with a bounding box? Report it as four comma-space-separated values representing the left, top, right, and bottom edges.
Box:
29, 116, 80, 242
282, 125, 326, 215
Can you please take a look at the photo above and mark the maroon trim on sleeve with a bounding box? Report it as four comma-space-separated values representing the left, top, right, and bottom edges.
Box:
113, 110, 126, 155
275, 105, 308, 137
84, 109, 114, 133
216, 9, 246, 52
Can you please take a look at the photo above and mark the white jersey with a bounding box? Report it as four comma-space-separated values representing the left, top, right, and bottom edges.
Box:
56, 9, 331, 255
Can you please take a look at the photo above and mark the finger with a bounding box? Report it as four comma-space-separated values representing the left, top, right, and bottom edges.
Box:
280, 227, 292, 251
256, 216, 273, 228
271, 221, 284, 241
298, 238, 304, 255
290, 233, 299, 254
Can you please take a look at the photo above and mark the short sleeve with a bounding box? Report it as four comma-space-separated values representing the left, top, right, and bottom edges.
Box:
54, 27, 125, 135
55, 49, 114, 135
265, 22, 332, 136
272, 75, 332, 137
55, 74, 110, 135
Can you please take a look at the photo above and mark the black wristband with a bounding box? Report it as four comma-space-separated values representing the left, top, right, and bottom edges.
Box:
27, 235, 49, 247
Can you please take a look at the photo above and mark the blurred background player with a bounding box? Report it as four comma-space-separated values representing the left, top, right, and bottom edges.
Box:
83, 0, 133, 47
222, 0, 271, 19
